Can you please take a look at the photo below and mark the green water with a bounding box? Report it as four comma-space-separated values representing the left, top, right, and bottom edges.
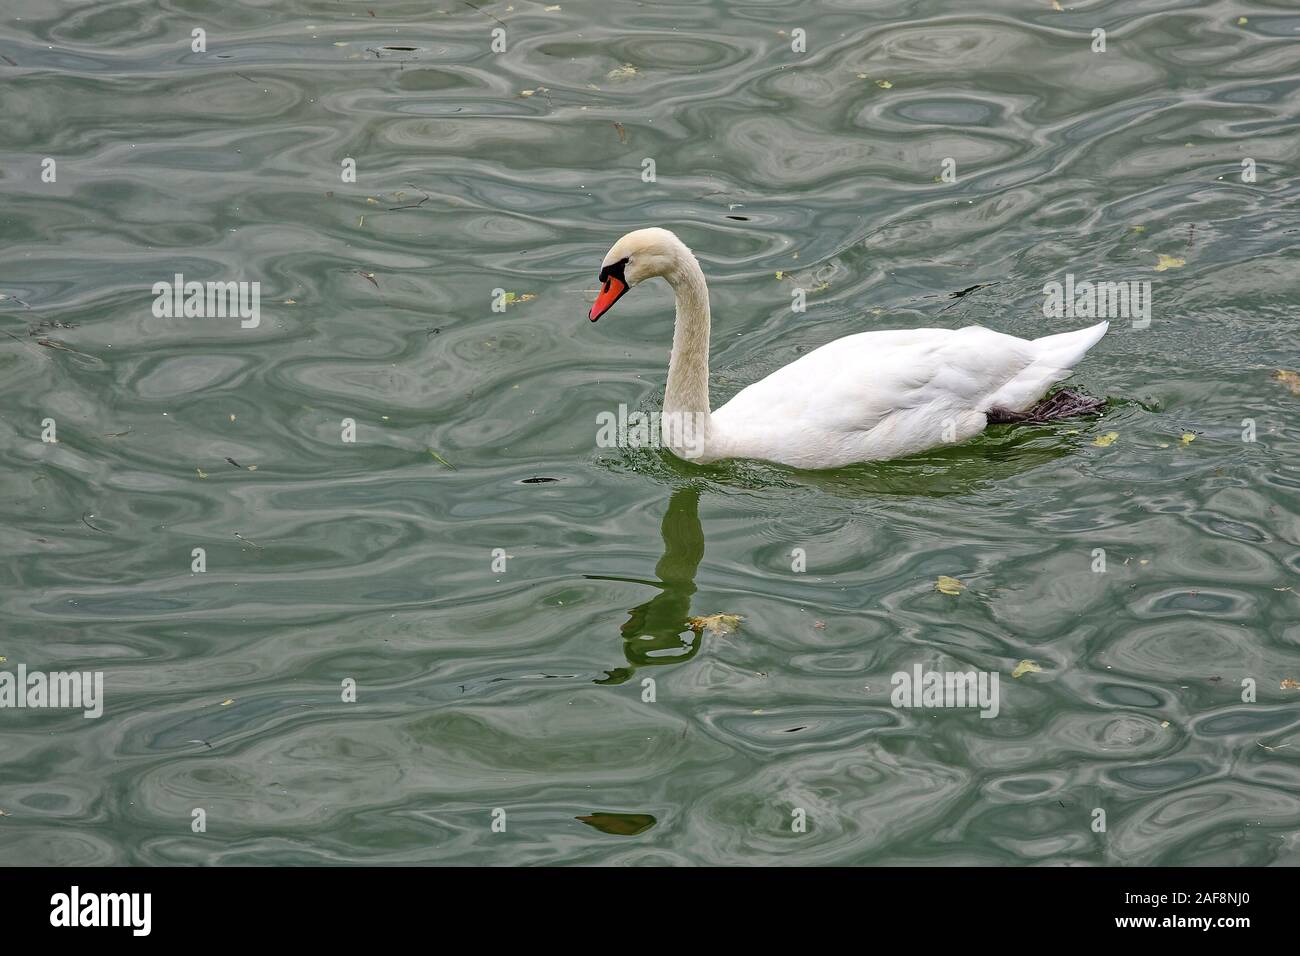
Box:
1, 0, 1298, 865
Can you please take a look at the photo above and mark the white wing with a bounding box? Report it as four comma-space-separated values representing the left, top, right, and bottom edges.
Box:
709, 322, 1107, 467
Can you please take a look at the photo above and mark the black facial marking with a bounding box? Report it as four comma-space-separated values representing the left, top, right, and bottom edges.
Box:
598, 256, 629, 284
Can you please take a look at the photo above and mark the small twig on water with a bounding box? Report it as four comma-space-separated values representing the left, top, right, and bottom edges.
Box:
940, 282, 996, 313
37, 338, 94, 358
81, 513, 109, 534
462, 0, 507, 27
388, 183, 431, 211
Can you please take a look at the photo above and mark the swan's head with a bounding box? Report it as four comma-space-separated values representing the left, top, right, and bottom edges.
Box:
589, 227, 690, 321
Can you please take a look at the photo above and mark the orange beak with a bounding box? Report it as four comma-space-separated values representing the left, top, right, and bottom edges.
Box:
589, 275, 628, 322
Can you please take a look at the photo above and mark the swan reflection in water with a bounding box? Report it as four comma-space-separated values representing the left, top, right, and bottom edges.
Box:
587, 486, 704, 685
583, 416, 1097, 685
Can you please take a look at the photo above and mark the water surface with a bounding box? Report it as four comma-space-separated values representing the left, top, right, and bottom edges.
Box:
1, 0, 1299, 865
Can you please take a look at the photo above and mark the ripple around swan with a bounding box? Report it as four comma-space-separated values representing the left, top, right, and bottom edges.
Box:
2, 0, 1300, 866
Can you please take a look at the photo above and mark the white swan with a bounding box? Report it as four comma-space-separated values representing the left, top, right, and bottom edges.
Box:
589, 227, 1109, 470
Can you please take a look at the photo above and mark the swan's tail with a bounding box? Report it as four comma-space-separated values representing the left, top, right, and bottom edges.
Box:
983, 321, 1109, 414
1031, 320, 1109, 370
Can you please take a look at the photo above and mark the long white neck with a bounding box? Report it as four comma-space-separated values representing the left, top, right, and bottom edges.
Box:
662, 249, 712, 424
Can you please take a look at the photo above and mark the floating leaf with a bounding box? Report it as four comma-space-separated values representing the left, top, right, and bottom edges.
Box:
1180, 433, 1196, 444
875, 79, 893, 89
196, 467, 208, 479
1282, 679, 1300, 690
1131, 224, 1145, 233
607, 64, 638, 80
1154, 254, 1185, 271
1160, 720, 1170, 728
576, 812, 655, 836
935, 575, 965, 595
1237, 16, 1248, 25
501, 292, 536, 306
775, 271, 784, 279
426, 448, 455, 470
219, 698, 234, 706
1092, 431, 1119, 447
1051, 0, 1063, 9
687, 613, 743, 636
1011, 660, 1042, 678
1273, 370, 1300, 395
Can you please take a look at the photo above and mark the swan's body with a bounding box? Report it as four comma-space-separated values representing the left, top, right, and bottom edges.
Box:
589, 228, 1108, 470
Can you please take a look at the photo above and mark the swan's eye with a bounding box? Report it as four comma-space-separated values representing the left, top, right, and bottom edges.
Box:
598, 256, 630, 285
